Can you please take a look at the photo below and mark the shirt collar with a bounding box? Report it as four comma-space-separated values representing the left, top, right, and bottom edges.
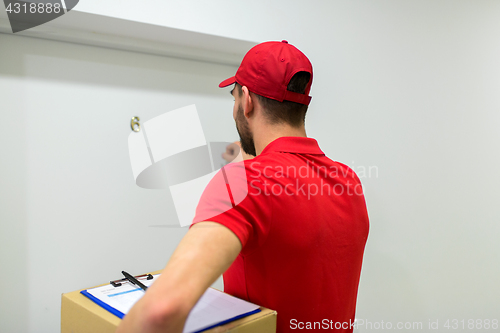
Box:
259, 136, 325, 156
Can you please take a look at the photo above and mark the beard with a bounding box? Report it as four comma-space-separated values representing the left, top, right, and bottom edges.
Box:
235, 104, 256, 157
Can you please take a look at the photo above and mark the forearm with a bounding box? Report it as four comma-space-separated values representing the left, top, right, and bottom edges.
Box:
115, 222, 241, 333
116, 290, 189, 333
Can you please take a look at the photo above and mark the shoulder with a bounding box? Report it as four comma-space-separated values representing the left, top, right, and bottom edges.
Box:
327, 160, 363, 184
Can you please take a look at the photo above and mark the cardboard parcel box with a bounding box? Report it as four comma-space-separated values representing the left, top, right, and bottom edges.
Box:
61, 276, 277, 333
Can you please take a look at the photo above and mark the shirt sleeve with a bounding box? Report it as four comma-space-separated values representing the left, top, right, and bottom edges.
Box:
190, 160, 270, 254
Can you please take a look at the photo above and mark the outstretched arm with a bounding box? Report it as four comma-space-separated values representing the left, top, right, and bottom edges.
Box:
116, 222, 242, 333
222, 141, 255, 163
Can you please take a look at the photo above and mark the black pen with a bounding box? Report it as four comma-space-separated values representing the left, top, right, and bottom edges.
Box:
122, 271, 148, 291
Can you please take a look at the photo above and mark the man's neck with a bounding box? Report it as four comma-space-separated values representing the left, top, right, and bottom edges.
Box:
253, 123, 307, 156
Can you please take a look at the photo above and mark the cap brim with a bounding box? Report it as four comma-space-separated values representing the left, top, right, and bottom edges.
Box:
219, 76, 236, 88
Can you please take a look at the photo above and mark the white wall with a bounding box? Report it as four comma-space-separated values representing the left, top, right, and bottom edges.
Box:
1, 0, 500, 332
0, 33, 238, 332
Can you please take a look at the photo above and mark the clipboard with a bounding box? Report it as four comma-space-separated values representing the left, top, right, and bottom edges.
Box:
80, 273, 261, 333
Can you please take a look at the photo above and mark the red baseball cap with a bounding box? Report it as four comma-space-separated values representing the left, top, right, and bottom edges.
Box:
219, 40, 313, 105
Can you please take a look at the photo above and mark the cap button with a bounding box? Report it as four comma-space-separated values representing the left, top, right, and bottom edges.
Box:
281, 40, 288, 44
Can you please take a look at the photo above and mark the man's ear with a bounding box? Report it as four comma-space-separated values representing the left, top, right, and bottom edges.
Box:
241, 86, 254, 118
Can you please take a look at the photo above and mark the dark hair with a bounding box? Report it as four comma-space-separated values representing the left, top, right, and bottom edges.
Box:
235, 71, 311, 127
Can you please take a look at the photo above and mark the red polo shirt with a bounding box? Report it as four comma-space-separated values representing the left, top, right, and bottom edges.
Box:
192, 137, 369, 332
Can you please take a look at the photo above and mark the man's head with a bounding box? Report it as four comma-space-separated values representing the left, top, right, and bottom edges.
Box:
221, 41, 313, 156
